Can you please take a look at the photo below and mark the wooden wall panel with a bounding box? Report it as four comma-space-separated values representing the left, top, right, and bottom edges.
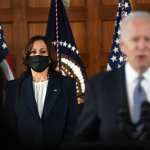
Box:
102, 0, 117, 5
0, 0, 12, 22
0, 0, 11, 8
102, 21, 114, 53
98, 1, 118, 72
3, 24, 13, 48
28, 0, 51, 7
27, 0, 87, 7
100, 18, 111, 70
70, 0, 85, 6
1, 0, 150, 78
28, 0, 86, 8
70, 21, 88, 69
11, 0, 28, 78
3, 23, 15, 72
86, 0, 104, 75
137, 0, 150, 4
28, 23, 47, 38
70, 22, 86, 53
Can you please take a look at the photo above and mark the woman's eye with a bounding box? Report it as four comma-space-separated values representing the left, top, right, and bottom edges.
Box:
31, 51, 36, 54
40, 51, 46, 54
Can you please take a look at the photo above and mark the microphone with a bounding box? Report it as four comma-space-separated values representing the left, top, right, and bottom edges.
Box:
137, 101, 150, 140
140, 101, 150, 122
122, 101, 150, 141
117, 102, 150, 140
117, 108, 136, 139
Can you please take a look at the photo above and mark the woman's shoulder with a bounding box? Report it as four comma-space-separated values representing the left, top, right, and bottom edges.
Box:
6, 74, 27, 87
59, 75, 75, 82
6, 79, 18, 86
5, 80, 18, 94
52, 72, 76, 84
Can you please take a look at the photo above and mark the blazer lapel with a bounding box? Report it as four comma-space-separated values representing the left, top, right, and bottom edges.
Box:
21, 75, 40, 120
42, 77, 61, 119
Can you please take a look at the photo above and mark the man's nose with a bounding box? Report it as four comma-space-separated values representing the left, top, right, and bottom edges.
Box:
137, 39, 147, 50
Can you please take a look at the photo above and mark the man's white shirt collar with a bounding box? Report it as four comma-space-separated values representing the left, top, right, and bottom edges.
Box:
125, 62, 150, 84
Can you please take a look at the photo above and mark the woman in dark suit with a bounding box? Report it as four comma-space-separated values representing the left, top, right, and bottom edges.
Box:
0, 67, 8, 145
0, 67, 4, 106
4, 35, 78, 149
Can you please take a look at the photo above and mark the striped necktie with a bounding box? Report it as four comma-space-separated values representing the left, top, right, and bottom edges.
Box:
132, 76, 147, 124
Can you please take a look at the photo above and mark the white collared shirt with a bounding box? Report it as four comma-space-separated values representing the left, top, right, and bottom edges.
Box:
125, 63, 150, 123
33, 80, 48, 118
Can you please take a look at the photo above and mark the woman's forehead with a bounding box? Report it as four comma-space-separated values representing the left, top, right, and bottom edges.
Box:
32, 40, 47, 48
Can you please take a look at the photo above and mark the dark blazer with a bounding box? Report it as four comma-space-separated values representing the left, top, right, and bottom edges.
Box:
0, 67, 6, 106
0, 68, 3, 104
0, 68, 9, 148
4, 73, 78, 149
75, 66, 150, 147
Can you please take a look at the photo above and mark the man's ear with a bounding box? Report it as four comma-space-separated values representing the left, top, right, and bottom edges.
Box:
119, 41, 127, 61
119, 40, 125, 54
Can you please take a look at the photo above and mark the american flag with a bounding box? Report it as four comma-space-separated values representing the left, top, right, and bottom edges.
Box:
0, 25, 8, 63
46, 0, 86, 101
107, 0, 132, 70
0, 24, 14, 80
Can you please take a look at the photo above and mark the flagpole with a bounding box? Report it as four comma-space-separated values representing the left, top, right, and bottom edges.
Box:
46, 0, 86, 101
55, 0, 61, 71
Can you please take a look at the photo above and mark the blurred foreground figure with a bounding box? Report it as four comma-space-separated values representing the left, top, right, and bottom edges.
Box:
75, 11, 150, 148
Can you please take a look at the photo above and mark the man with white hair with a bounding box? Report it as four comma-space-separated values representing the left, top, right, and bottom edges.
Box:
75, 11, 150, 147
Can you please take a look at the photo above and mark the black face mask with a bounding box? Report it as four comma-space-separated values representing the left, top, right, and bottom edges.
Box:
27, 55, 50, 72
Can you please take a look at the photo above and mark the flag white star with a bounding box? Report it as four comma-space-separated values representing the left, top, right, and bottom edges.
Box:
125, 2, 129, 8
76, 50, 79, 55
2, 42, 7, 49
63, 41, 67, 47
123, 12, 128, 17
71, 46, 76, 51
116, 12, 119, 17
118, 3, 121, 8
117, 29, 121, 35
111, 55, 117, 62
113, 47, 119, 53
119, 56, 124, 62
59, 41, 63, 46
67, 43, 71, 48
115, 38, 120, 44
118, 64, 121, 68
53, 41, 57, 46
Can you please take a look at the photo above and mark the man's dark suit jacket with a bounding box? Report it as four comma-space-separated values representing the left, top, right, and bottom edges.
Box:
4, 73, 78, 149
75, 66, 150, 148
